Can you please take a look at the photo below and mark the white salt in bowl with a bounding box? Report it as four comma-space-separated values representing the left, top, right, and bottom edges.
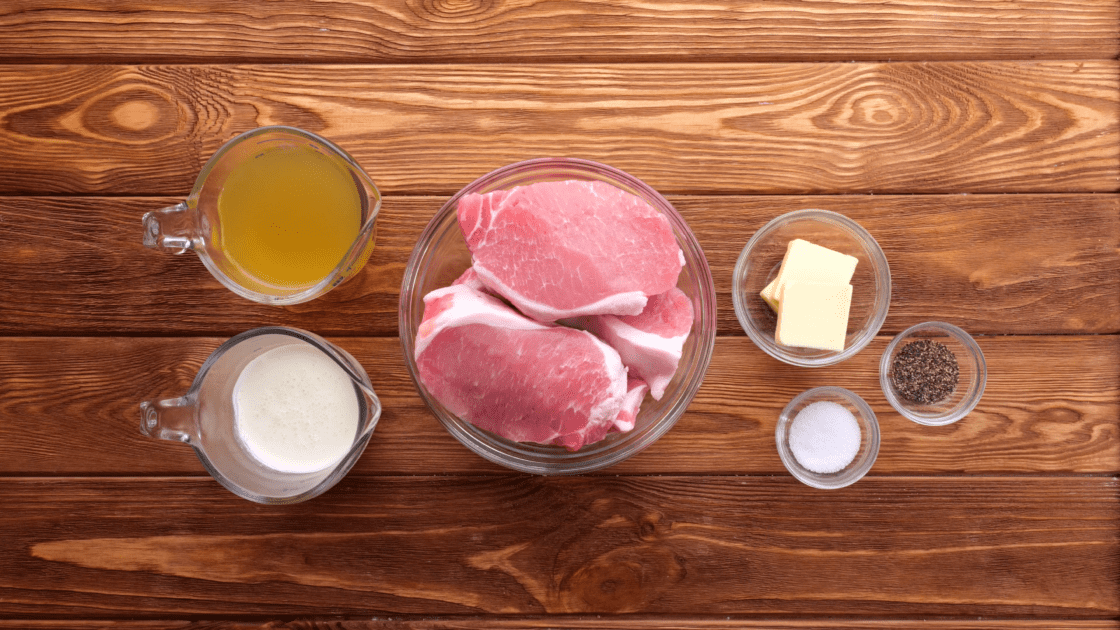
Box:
880, 321, 986, 426
776, 387, 879, 489
733, 209, 891, 367
399, 158, 717, 475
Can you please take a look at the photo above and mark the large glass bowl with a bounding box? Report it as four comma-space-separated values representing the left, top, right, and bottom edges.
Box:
399, 158, 717, 474
733, 209, 891, 367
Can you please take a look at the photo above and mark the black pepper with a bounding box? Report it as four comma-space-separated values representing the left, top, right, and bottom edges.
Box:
890, 338, 959, 404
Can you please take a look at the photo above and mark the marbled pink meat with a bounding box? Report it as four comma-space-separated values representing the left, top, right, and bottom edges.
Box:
415, 284, 626, 450
457, 180, 682, 321
451, 267, 493, 295
573, 287, 693, 401
613, 378, 649, 433
556, 378, 648, 447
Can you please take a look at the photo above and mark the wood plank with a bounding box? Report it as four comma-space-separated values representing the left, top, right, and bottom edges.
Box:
2, 1, 1116, 63
1, 194, 1116, 337
0, 335, 1115, 475
0, 63, 1115, 196
0, 477, 1115, 616
1, 622, 1115, 630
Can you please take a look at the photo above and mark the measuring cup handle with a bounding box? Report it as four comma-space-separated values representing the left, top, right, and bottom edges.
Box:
139, 396, 198, 444
142, 202, 196, 253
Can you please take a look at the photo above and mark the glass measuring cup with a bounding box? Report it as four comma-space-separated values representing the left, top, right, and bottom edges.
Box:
142, 126, 382, 305
140, 327, 381, 504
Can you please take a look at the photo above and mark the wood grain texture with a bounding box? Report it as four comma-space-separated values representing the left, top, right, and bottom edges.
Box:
1, 622, 1116, 630
0, 3, 1115, 627
0, 476, 1115, 616
0, 63, 1116, 196
1, 335, 1115, 475
2, 194, 1116, 337
1, 1, 1116, 63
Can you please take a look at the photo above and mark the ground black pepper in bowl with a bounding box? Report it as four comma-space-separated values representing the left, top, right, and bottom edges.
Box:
889, 338, 959, 404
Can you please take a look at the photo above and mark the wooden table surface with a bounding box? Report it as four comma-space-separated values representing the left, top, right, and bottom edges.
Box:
1, 2, 1119, 628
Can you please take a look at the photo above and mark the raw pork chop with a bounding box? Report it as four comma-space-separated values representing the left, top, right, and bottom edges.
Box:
613, 378, 649, 433
451, 267, 493, 295
554, 377, 648, 447
572, 287, 693, 401
457, 180, 682, 322
415, 283, 627, 451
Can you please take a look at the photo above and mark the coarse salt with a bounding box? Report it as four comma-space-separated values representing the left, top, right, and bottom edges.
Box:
789, 401, 861, 474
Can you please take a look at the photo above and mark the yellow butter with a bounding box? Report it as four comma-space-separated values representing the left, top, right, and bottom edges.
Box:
775, 282, 853, 351
760, 239, 858, 311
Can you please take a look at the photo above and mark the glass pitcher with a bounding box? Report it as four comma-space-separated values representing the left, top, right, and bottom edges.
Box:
142, 126, 381, 305
140, 327, 381, 504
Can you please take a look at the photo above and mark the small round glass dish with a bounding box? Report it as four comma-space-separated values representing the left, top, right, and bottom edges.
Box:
733, 209, 890, 367
776, 387, 880, 490
399, 158, 717, 475
880, 321, 986, 426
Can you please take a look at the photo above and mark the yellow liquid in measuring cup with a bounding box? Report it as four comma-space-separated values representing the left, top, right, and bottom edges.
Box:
218, 145, 363, 289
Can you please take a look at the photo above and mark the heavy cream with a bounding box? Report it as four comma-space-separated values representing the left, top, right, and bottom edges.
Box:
233, 344, 360, 473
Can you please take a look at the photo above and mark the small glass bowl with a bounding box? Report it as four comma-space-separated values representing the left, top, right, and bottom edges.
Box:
733, 209, 890, 367
776, 387, 880, 489
880, 321, 986, 426
399, 158, 717, 475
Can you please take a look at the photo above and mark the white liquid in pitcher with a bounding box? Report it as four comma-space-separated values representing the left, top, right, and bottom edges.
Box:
233, 344, 361, 474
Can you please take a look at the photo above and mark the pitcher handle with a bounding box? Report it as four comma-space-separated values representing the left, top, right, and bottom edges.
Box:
143, 202, 196, 253
140, 396, 198, 444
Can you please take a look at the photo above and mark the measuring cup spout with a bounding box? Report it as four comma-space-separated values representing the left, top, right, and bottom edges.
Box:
140, 396, 199, 444
357, 383, 382, 438
143, 202, 197, 253
317, 345, 382, 438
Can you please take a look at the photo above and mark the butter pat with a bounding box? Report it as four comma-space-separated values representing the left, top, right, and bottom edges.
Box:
761, 239, 858, 311
776, 282, 853, 351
